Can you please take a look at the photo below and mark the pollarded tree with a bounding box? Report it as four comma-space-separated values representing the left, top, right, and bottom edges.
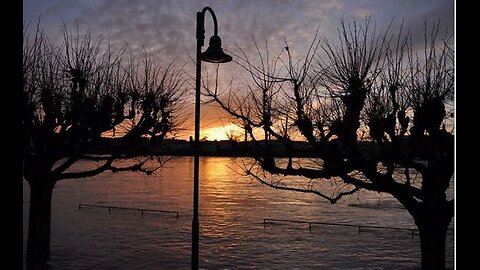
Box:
208, 19, 454, 270
23, 23, 187, 269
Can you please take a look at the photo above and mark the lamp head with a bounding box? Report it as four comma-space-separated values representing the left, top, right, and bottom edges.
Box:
200, 35, 232, 63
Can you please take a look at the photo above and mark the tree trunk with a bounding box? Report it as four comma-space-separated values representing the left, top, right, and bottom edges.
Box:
396, 188, 452, 270
26, 180, 55, 270
418, 221, 449, 270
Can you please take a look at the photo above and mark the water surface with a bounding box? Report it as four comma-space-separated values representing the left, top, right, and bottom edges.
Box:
23, 157, 454, 269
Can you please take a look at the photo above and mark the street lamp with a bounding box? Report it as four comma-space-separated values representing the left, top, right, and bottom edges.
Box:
192, 6, 232, 270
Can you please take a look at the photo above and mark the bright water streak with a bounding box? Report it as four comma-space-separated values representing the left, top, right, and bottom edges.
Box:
23, 157, 454, 269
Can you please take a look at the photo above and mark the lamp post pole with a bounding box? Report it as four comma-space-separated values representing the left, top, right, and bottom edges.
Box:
192, 11, 202, 269
192, 7, 232, 270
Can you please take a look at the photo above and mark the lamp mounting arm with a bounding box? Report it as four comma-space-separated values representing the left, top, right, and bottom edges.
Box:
196, 6, 218, 47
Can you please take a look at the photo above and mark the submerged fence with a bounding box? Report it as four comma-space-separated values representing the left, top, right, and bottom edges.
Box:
79, 203, 179, 219
263, 218, 417, 237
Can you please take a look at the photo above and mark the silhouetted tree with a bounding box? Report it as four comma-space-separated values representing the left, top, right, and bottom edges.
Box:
23, 23, 187, 269
208, 19, 453, 270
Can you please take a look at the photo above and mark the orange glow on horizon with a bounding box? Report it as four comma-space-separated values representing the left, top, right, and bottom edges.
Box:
200, 124, 244, 141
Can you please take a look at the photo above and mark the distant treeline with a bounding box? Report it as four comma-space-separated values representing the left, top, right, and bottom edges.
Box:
86, 137, 433, 158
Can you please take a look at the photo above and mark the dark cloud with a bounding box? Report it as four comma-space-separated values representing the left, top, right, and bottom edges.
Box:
24, 0, 453, 58
24, 0, 337, 62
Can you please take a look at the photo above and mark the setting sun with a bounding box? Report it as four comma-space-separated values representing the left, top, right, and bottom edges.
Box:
201, 124, 244, 141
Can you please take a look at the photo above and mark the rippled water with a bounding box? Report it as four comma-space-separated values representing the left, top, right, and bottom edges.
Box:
23, 157, 454, 269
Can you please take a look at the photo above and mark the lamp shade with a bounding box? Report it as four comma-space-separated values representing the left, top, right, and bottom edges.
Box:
200, 35, 232, 63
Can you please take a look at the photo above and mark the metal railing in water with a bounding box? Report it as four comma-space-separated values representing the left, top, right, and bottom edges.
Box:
78, 203, 179, 219
263, 218, 417, 237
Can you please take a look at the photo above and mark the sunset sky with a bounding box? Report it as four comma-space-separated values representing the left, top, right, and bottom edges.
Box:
23, 0, 454, 141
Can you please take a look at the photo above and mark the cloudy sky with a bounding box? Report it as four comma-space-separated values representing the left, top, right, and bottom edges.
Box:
23, 0, 454, 140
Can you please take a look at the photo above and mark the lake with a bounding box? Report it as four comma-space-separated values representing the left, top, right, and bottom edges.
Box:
23, 157, 454, 269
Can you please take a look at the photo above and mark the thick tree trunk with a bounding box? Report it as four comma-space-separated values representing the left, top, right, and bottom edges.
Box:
26, 180, 55, 270
396, 186, 452, 270
418, 220, 449, 270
